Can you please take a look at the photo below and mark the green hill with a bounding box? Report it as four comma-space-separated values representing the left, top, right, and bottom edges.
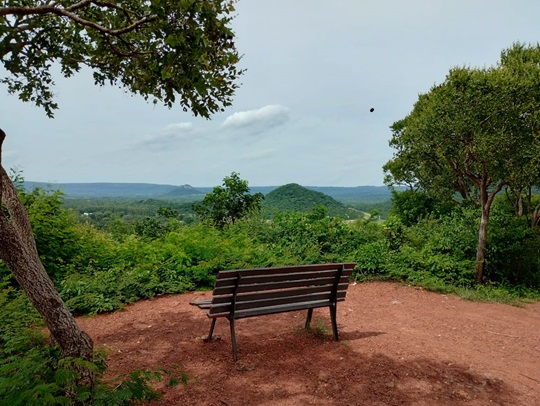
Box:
263, 183, 363, 219
162, 184, 203, 197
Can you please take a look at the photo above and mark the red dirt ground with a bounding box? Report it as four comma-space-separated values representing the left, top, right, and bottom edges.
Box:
77, 282, 540, 406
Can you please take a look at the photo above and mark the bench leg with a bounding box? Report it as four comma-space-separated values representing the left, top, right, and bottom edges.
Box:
207, 318, 217, 341
305, 308, 313, 330
228, 317, 238, 362
329, 304, 339, 341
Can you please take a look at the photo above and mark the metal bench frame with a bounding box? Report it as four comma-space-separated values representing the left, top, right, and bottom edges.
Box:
191, 262, 356, 361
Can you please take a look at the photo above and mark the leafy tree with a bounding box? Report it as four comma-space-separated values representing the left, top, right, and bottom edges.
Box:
389, 189, 454, 227
1, 1, 242, 118
0, 0, 242, 393
193, 172, 264, 228
384, 43, 540, 282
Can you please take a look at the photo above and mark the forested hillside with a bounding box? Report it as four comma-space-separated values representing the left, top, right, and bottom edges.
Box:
263, 183, 364, 219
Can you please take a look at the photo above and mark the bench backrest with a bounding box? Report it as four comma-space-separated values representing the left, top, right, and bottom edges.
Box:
207, 263, 356, 319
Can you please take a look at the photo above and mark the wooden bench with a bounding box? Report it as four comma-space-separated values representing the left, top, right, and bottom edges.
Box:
190, 262, 356, 361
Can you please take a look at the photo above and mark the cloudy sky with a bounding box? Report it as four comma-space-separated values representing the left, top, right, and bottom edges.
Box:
2, 0, 540, 187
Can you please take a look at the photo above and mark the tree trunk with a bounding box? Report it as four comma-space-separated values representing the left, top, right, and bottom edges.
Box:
0, 130, 94, 390
532, 202, 540, 229
474, 177, 506, 283
474, 202, 490, 283
0, 218, 94, 357
526, 187, 540, 228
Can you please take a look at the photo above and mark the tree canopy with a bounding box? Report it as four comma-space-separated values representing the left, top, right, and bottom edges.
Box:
193, 172, 264, 228
1, 0, 242, 117
383, 43, 540, 282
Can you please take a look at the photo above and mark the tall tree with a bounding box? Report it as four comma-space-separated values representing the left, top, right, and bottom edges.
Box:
0, 0, 242, 390
193, 172, 264, 228
384, 43, 540, 282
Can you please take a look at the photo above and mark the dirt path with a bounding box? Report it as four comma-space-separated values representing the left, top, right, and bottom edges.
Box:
78, 282, 540, 405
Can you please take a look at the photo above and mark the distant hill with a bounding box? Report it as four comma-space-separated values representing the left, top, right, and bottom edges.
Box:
24, 182, 180, 198
162, 185, 204, 197
263, 183, 363, 219
23, 181, 394, 203
197, 185, 393, 203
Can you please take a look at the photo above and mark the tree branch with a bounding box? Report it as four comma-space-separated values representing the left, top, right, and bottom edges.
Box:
1, 4, 157, 37
487, 179, 507, 208
65, 0, 93, 12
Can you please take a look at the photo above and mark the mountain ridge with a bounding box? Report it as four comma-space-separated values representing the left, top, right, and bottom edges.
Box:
23, 181, 393, 202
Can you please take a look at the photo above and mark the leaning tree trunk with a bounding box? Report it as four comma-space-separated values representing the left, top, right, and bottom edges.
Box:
0, 130, 94, 390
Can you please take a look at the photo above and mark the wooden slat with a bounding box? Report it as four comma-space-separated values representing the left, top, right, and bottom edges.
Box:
213, 273, 351, 296
209, 297, 347, 319
213, 277, 335, 296
189, 299, 212, 307
214, 268, 353, 290
195, 302, 213, 310
234, 300, 333, 319
209, 283, 350, 306
214, 269, 340, 288
215, 263, 355, 279
236, 268, 353, 285
208, 291, 346, 316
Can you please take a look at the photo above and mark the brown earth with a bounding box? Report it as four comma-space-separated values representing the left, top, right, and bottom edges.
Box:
77, 282, 540, 406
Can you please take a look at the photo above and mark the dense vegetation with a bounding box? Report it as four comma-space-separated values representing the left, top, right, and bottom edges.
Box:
1, 178, 540, 403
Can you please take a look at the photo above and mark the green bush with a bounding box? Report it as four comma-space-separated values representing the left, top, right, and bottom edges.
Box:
257, 207, 367, 264
0, 290, 172, 405
354, 240, 389, 277
383, 207, 479, 286
22, 188, 82, 282
485, 202, 540, 287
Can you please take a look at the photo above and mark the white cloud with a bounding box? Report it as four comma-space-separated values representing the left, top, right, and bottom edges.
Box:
135, 122, 199, 151
221, 105, 291, 136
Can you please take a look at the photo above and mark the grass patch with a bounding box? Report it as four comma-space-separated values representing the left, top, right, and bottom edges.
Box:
293, 319, 332, 341
356, 275, 540, 306
404, 278, 539, 306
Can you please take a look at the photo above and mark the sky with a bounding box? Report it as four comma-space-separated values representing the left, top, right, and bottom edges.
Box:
2, 0, 540, 187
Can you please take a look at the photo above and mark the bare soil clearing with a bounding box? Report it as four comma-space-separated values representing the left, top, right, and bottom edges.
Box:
78, 282, 540, 405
